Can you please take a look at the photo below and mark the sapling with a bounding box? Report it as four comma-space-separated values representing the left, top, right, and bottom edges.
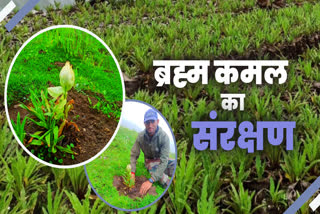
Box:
48, 61, 79, 135
122, 164, 135, 189
255, 155, 266, 181
224, 183, 264, 214
231, 162, 250, 187
268, 177, 286, 206
19, 61, 78, 157
11, 112, 28, 143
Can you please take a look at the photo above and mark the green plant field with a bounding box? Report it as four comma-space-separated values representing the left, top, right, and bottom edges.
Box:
86, 127, 166, 210
0, 0, 320, 213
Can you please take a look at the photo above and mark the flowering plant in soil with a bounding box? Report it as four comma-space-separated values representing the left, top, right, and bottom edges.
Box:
47, 61, 79, 135
122, 164, 135, 189
19, 62, 79, 161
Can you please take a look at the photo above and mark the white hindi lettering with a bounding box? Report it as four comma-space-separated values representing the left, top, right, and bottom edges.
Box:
154, 60, 210, 88
154, 61, 171, 87
213, 60, 288, 85
154, 60, 288, 87
221, 94, 246, 111
214, 61, 239, 84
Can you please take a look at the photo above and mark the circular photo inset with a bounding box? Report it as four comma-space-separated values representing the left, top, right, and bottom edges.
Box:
5, 25, 124, 168
85, 100, 177, 211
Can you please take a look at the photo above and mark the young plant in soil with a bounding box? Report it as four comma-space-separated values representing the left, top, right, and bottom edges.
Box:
47, 61, 79, 135
268, 177, 286, 207
11, 112, 27, 143
122, 164, 135, 189
18, 61, 79, 163
224, 183, 264, 214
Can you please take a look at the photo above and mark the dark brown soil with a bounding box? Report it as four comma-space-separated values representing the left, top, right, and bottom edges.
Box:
113, 175, 157, 199
257, 0, 286, 9
9, 89, 119, 165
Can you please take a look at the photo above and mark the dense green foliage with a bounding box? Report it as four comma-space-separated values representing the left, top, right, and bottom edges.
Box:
0, 121, 112, 213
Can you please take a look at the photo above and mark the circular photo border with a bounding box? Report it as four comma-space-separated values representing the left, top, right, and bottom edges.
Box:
4, 25, 125, 169
84, 99, 178, 212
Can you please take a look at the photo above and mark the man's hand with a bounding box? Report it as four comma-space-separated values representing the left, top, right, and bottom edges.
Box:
139, 180, 152, 195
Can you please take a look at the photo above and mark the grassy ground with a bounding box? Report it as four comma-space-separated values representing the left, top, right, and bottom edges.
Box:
86, 127, 166, 210
0, 0, 320, 213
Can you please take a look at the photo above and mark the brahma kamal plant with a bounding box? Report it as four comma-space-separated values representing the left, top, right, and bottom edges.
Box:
122, 164, 135, 189
19, 61, 79, 159
47, 61, 79, 135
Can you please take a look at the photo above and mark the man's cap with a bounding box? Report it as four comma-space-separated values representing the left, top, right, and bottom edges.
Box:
144, 109, 158, 122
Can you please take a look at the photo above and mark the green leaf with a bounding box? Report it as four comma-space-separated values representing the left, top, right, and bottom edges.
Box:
45, 133, 51, 147
53, 99, 67, 120
30, 140, 43, 146
30, 131, 44, 139
52, 147, 57, 153
48, 86, 65, 99
56, 146, 75, 154
41, 90, 51, 113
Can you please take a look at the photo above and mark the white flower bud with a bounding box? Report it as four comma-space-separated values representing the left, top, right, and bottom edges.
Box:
126, 164, 131, 172
59, 61, 75, 92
